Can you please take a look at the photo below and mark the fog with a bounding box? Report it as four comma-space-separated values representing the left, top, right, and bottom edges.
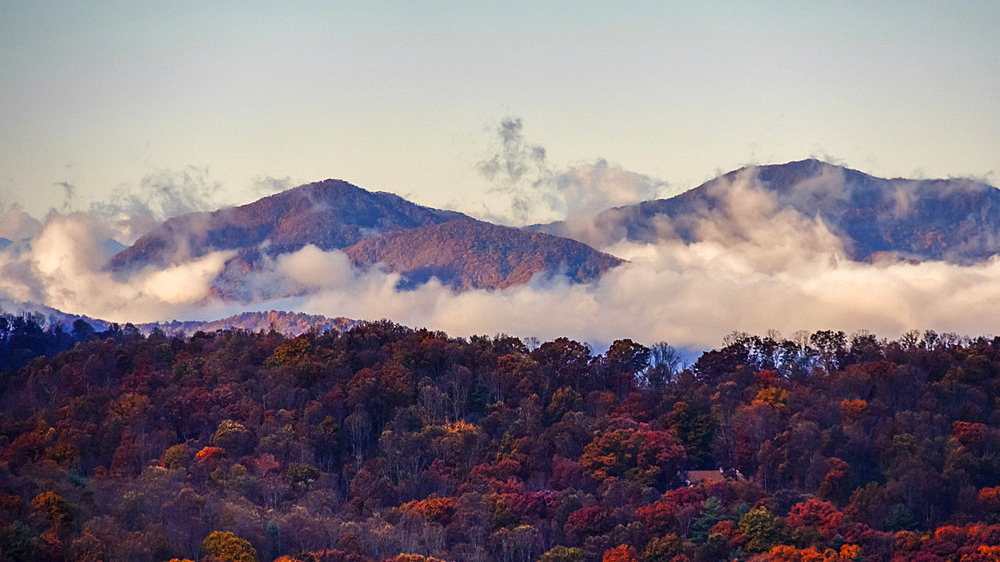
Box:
252, 172, 1000, 349
2, 136, 999, 350
0, 210, 233, 323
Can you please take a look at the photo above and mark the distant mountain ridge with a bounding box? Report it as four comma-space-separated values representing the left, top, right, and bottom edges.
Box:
0, 300, 112, 333
107, 161, 1000, 304
343, 219, 622, 290
532, 159, 1000, 263
0, 301, 356, 338
138, 310, 361, 336
110, 179, 471, 272
110, 178, 623, 296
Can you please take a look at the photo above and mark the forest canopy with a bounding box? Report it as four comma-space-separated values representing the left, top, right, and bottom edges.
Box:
1, 318, 1000, 561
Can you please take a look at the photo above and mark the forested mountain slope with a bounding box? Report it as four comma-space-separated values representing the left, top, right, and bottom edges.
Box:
534, 159, 1000, 263
110, 179, 472, 273
109, 179, 623, 295
3, 323, 1000, 560
343, 220, 622, 290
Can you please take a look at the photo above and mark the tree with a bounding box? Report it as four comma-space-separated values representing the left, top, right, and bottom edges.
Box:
818, 457, 852, 504
601, 544, 639, 562
647, 342, 681, 388
605, 339, 651, 398
810, 330, 847, 373
540, 545, 584, 562
691, 497, 728, 544
72, 319, 96, 342
212, 419, 255, 457
31, 491, 72, 527
642, 534, 683, 561
201, 530, 258, 562
580, 421, 686, 488
531, 337, 592, 389
738, 506, 787, 553
786, 499, 844, 540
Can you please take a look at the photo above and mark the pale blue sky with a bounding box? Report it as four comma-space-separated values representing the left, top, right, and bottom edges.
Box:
1, 1, 998, 218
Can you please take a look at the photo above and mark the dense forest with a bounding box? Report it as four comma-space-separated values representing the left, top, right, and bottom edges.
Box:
3, 318, 1000, 561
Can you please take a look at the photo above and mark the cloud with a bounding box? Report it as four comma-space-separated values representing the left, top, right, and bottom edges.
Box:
0, 207, 43, 241
220, 170, 1000, 351
221, 232, 1000, 352
54, 181, 75, 211
89, 166, 224, 244
3, 155, 1000, 354
0, 211, 232, 323
476, 117, 548, 188
475, 117, 669, 226
554, 160, 665, 221
252, 175, 295, 197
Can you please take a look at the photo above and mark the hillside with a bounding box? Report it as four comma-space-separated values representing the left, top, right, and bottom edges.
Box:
533, 159, 1000, 263
3, 322, 1000, 560
139, 310, 362, 337
110, 178, 626, 297
109, 179, 472, 272
342, 219, 623, 290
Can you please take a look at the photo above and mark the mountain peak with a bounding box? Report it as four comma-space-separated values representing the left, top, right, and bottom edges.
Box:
109, 177, 625, 298
110, 179, 471, 272
533, 160, 1000, 263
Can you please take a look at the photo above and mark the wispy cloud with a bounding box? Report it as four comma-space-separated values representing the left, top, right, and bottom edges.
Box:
475, 117, 668, 226
2, 154, 999, 352
88, 166, 224, 244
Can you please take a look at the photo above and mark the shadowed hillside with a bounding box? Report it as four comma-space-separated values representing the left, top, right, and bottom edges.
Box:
343, 220, 623, 290
533, 159, 1000, 263
110, 179, 472, 272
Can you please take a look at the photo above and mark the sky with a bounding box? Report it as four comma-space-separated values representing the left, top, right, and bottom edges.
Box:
1, 1, 998, 219
1, 2, 1000, 351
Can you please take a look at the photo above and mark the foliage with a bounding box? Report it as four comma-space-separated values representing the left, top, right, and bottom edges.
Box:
1, 323, 1000, 560
201, 530, 258, 562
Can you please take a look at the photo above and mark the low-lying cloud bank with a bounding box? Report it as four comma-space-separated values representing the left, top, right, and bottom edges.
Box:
3, 163, 998, 353
264, 232, 1000, 352
0, 210, 233, 323
4, 123, 999, 351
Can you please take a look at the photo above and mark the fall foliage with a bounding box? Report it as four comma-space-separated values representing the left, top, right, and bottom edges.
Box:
2, 322, 1000, 560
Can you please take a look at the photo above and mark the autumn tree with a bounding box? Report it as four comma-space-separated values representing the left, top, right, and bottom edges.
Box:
201, 530, 259, 562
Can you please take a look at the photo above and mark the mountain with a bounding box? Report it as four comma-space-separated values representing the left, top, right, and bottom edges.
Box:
342, 220, 622, 290
110, 178, 623, 297
110, 179, 472, 272
138, 310, 361, 336
0, 300, 357, 338
0, 299, 112, 333
532, 159, 1000, 263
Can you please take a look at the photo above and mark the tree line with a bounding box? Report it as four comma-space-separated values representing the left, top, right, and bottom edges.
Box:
2, 319, 1000, 561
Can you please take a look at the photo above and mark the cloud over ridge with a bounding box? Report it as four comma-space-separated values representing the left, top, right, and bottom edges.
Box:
1, 124, 999, 351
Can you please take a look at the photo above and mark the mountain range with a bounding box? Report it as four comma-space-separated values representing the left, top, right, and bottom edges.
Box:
342, 219, 621, 290
0, 301, 357, 339
534, 159, 1000, 263
109, 179, 470, 271
137, 310, 361, 336
110, 179, 621, 293
106, 160, 1000, 306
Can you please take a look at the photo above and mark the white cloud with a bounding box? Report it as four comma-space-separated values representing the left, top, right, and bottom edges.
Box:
2, 161, 1000, 353
475, 118, 669, 226
0, 212, 232, 323
231, 171, 1000, 350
